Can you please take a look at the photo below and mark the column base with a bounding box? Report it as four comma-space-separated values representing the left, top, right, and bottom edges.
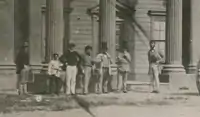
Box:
186, 64, 197, 74
162, 64, 185, 74
160, 73, 198, 93
161, 64, 189, 92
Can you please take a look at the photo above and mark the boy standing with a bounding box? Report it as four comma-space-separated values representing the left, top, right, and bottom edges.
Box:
148, 41, 162, 93
15, 42, 30, 95
48, 53, 62, 95
82, 45, 93, 95
95, 42, 112, 94
117, 47, 131, 93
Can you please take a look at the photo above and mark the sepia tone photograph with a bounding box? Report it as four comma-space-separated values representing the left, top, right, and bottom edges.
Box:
0, 0, 200, 117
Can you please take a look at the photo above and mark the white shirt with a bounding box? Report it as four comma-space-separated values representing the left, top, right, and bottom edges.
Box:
48, 60, 62, 77
96, 52, 112, 68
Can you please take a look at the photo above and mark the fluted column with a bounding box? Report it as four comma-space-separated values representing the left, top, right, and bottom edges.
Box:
161, 0, 189, 91
63, 0, 73, 52
162, 0, 185, 73
46, 0, 64, 61
99, 0, 116, 61
91, 15, 99, 58
187, 0, 200, 73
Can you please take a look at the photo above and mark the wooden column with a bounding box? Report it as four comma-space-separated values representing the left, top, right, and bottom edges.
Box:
46, 0, 64, 61
162, 0, 186, 90
187, 0, 200, 73
29, 0, 44, 65
63, 0, 73, 52
91, 15, 99, 57
163, 0, 185, 73
99, 0, 116, 61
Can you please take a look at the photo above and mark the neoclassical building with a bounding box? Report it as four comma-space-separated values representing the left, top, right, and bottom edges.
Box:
0, 0, 199, 90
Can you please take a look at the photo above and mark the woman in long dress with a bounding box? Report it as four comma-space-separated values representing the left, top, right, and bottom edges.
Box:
15, 42, 30, 95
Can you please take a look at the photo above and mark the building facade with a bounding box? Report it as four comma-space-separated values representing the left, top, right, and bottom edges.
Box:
0, 0, 200, 90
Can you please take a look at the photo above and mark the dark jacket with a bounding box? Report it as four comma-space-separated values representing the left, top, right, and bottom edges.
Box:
15, 49, 29, 74
59, 50, 82, 71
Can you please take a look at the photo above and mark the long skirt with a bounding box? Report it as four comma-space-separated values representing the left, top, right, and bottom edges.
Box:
20, 68, 30, 84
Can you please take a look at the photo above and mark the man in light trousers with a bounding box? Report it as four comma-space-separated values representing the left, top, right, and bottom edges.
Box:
60, 43, 81, 95
82, 45, 93, 95
148, 41, 162, 93
95, 42, 112, 94
117, 47, 131, 93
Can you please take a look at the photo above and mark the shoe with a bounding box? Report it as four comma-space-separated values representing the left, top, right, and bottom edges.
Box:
55, 93, 60, 96
123, 90, 127, 93
151, 90, 159, 93
97, 91, 102, 95
71, 93, 76, 96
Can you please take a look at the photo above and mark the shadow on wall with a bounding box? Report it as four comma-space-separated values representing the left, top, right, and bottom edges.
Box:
118, 0, 153, 80
182, 0, 191, 71
14, 0, 30, 59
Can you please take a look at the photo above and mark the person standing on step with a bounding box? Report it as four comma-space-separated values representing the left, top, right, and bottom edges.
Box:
148, 41, 162, 93
82, 45, 93, 95
117, 47, 131, 93
15, 42, 30, 95
95, 42, 113, 94
48, 53, 62, 95
60, 43, 81, 95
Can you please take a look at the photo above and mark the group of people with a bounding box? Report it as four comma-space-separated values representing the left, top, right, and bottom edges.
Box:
15, 42, 132, 95
15, 40, 163, 96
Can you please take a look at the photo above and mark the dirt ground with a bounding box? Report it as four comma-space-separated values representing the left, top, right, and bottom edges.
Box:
0, 85, 200, 117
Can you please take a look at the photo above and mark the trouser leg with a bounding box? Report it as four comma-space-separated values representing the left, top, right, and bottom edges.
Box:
84, 67, 91, 94
152, 65, 160, 91
16, 74, 21, 95
149, 66, 155, 91
123, 72, 128, 91
117, 72, 123, 91
20, 68, 29, 94
66, 66, 72, 95
55, 77, 59, 94
49, 76, 54, 94
94, 71, 99, 93
71, 66, 77, 94
103, 68, 109, 93
16, 74, 21, 90
60, 71, 66, 93
98, 70, 103, 93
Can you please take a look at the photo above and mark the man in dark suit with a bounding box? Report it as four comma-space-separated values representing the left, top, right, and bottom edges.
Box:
15, 42, 30, 95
